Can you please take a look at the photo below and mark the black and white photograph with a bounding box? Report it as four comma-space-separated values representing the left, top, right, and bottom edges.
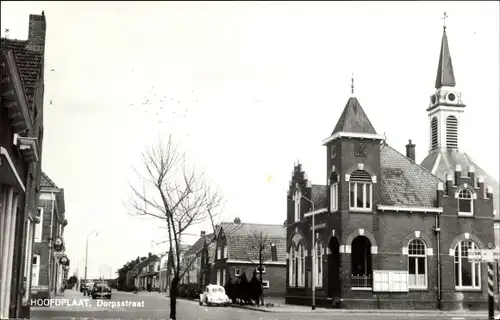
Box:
0, 1, 499, 320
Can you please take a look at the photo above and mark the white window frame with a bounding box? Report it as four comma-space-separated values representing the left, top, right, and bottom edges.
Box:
315, 240, 323, 287
407, 239, 427, 289
349, 182, 372, 212
256, 265, 266, 274
457, 189, 474, 217
23, 218, 35, 302
234, 268, 241, 277
217, 247, 221, 260
223, 246, 227, 259
330, 183, 338, 212
222, 269, 226, 285
294, 189, 301, 222
288, 246, 296, 287
261, 280, 270, 289
32, 254, 40, 288
297, 243, 306, 287
35, 207, 43, 242
454, 240, 481, 290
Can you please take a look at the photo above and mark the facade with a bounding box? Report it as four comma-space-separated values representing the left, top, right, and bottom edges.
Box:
285, 25, 496, 311
31, 172, 68, 300
0, 12, 46, 319
200, 236, 216, 288
181, 231, 214, 289
211, 219, 287, 297
159, 252, 173, 292
135, 253, 160, 291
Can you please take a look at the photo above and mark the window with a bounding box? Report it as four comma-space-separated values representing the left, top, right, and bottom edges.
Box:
261, 280, 270, 289
298, 243, 306, 287
315, 240, 323, 287
408, 239, 427, 289
454, 240, 481, 289
288, 245, 296, 287
223, 246, 227, 258
217, 247, 222, 259
23, 219, 35, 301
234, 268, 241, 277
294, 188, 301, 222
349, 170, 372, 211
270, 243, 278, 261
32, 255, 40, 287
446, 115, 458, 149
431, 117, 438, 150
458, 189, 473, 216
35, 207, 43, 242
330, 183, 338, 212
222, 269, 226, 285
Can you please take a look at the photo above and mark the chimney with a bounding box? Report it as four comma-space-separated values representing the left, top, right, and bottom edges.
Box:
468, 165, 475, 182
200, 231, 206, 236
26, 13, 46, 53
445, 172, 454, 196
436, 182, 444, 207
454, 165, 462, 185
405, 140, 416, 162
233, 217, 241, 224
478, 175, 485, 198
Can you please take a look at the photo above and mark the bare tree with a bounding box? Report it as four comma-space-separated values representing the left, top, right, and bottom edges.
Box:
125, 135, 225, 320
245, 230, 277, 306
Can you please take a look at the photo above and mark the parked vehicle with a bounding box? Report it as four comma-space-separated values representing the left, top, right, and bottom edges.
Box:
199, 285, 230, 307
83, 282, 94, 296
92, 281, 112, 299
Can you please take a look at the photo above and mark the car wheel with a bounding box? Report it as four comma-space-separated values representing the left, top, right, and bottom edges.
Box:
199, 299, 203, 306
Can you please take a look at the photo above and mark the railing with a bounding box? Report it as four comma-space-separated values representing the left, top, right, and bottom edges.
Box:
351, 274, 372, 288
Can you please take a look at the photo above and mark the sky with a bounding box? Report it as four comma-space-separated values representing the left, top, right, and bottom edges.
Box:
1, 1, 499, 279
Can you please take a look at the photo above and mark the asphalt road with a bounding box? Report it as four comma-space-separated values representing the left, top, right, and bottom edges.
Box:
31, 290, 491, 320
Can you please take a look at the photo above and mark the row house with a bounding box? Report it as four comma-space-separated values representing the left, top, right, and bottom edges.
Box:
0, 12, 47, 319
159, 251, 173, 292
180, 232, 214, 290
285, 23, 497, 311
135, 253, 160, 291
31, 172, 69, 300
205, 219, 287, 297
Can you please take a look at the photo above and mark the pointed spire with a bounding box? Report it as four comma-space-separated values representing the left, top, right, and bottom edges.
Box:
331, 97, 377, 135
435, 12, 456, 89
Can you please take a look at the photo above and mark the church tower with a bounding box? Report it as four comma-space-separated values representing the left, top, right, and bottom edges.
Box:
426, 17, 466, 153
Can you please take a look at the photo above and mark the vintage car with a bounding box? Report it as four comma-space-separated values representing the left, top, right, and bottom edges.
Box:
91, 281, 112, 299
82, 282, 94, 296
199, 284, 230, 306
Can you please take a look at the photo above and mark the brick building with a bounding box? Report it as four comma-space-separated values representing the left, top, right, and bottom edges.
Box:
181, 231, 214, 290
211, 219, 287, 297
31, 172, 68, 300
285, 25, 496, 311
0, 12, 46, 319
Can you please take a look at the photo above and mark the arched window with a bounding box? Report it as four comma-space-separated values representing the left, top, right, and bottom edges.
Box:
454, 240, 480, 289
446, 116, 458, 149
315, 239, 324, 287
294, 188, 301, 222
288, 245, 296, 287
330, 172, 338, 212
349, 170, 372, 211
297, 243, 306, 287
408, 239, 427, 288
431, 117, 438, 150
458, 189, 473, 216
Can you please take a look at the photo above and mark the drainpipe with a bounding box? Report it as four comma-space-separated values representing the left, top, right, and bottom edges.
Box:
434, 212, 442, 310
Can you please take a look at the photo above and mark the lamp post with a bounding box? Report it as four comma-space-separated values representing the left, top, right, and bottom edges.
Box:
302, 193, 318, 311
84, 231, 98, 284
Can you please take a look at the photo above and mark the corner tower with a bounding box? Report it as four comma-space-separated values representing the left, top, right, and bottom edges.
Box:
426, 19, 466, 153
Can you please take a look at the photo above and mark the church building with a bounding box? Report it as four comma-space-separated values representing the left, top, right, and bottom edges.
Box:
285, 23, 497, 311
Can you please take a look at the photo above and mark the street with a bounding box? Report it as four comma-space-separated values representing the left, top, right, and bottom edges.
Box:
30, 289, 492, 320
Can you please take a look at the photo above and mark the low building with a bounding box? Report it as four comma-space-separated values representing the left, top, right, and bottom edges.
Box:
1, 12, 46, 319
32, 172, 68, 300
211, 218, 287, 297
135, 253, 160, 291
181, 231, 214, 290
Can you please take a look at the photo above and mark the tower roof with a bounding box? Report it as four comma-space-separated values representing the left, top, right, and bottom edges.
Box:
435, 27, 456, 89
331, 97, 377, 135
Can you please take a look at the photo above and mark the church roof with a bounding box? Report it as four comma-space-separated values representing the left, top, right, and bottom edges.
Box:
421, 150, 499, 216
379, 144, 442, 208
435, 28, 456, 89
331, 97, 377, 135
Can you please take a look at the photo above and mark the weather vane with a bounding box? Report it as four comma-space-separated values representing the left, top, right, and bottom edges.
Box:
442, 12, 448, 30
351, 73, 355, 96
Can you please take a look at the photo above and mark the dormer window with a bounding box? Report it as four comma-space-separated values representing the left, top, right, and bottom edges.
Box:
294, 188, 301, 222
349, 170, 372, 212
457, 189, 473, 216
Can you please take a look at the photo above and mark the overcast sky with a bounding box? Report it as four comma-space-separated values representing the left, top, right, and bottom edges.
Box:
1, 1, 498, 279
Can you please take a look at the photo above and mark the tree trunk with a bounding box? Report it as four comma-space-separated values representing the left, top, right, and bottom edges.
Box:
169, 277, 179, 320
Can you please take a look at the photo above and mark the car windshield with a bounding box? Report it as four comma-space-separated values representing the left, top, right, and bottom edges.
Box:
211, 287, 224, 293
